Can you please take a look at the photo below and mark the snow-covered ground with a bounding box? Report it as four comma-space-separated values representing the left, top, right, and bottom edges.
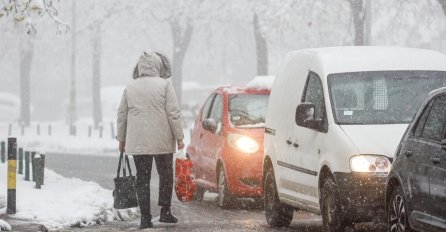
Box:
0, 120, 193, 156
0, 162, 137, 230
0, 219, 11, 231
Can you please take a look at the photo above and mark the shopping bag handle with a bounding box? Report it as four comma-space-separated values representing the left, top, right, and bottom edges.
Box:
117, 152, 133, 178
177, 149, 190, 159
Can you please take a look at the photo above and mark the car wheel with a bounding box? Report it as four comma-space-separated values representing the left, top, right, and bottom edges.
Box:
321, 177, 346, 232
264, 167, 293, 227
388, 185, 411, 232
217, 167, 233, 208
194, 185, 205, 201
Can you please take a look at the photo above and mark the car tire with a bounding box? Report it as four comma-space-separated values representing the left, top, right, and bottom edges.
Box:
264, 167, 293, 227
388, 185, 411, 232
321, 177, 346, 232
194, 185, 205, 202
217, 167, 233, 208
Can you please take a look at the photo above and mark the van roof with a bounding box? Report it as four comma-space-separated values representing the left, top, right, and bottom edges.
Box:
429, 87, 446, 97
291, 46, 446, 74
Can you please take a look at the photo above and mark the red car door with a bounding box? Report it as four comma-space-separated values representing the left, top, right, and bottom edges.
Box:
188, 94, 216, 183
200, 94, 224, 190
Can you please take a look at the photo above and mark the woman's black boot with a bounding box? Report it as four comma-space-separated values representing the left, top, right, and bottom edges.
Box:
140, 214, 153, 229
159, 207, 178, 223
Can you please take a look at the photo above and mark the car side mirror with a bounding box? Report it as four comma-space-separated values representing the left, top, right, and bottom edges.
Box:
441, 139, 446, 151
295, 102, 324, 132
202, 118, 218, 133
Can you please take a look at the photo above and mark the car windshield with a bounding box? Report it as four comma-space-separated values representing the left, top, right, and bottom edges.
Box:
229, 94, 269, 127
328, 71, 446, 125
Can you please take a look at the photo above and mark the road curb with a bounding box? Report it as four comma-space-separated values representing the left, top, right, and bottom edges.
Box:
0, 214, 48, 232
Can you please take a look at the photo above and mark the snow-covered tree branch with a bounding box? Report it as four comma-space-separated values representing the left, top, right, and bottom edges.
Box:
0, 0, 69, 35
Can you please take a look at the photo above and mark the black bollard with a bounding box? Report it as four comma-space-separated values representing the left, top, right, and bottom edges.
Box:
99, 125, 103, 138
40, 154, 45, 185
31, 151, 36, 182
24, 151, 30, 181
8, 124, 12, 136
110, 122, 115, 139
7, 137, 17, 214
1, 141, 5, 163
18, 148, 23, 174
34, 155, 44, 189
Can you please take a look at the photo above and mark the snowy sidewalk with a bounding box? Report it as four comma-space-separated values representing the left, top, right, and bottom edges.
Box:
0, 162, 137, 231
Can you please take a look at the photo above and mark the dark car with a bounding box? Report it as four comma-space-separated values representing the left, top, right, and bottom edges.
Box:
386, 87, 446, 232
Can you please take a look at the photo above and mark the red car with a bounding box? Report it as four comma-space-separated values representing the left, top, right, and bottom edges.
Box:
187, 86, 270, 208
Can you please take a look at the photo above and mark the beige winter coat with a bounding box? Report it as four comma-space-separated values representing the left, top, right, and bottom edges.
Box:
117, 53, 184, 155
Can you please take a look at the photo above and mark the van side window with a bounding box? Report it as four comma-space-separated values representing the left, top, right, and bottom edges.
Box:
419, 96, 446, 142
302, 72, 327, 128
201, 94, 216, 122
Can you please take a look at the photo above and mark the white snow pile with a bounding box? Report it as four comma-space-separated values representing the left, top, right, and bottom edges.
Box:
0, 121, 192, 157
245, 76, 275, 90
18, 135, 117, 157
0, 163, 137, 230
0, 220, 11, 231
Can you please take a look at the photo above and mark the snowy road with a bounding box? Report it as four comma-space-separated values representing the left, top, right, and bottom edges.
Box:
46, 153, 386, 232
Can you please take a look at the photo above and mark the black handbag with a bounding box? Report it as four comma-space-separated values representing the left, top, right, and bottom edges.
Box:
113, 153, 138, 209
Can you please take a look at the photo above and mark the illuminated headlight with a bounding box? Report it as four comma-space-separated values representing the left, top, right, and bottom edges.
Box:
228, 134, 259, 154
350, 155, 391, 173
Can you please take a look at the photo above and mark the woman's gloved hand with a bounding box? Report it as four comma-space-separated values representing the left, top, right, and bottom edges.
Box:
177, 139, 185, 150
119, 141, 125, 153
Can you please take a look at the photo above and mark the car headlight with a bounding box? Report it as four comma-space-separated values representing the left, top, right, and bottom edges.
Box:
227, 134, 259, 154
350, 155, 391, 173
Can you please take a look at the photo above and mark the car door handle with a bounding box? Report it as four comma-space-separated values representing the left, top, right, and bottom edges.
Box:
404, 151, 413, 157
286, 139, 292, 145
431, 157, 441, 164
293, 142, 299, 148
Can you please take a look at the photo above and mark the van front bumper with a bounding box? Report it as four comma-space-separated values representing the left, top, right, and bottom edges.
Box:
332, 172, 387, 223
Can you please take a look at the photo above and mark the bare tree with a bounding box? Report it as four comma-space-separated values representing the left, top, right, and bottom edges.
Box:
145, 0, 209, 105
439, 0, 446, 15
346, 0, 367, 45
253, 13, 268, 75
170, 16, 194, 105
69, 0, 77, 134
91, 23, 102, 129
1, 0, 68, 127
19, 36, 34, 126
82, 1, 122, 129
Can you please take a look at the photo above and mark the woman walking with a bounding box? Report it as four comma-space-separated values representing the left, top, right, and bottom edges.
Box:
117, 52, 184, 229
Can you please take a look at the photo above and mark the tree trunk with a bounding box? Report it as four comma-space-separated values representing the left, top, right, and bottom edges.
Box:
439, 0, 446, 15
92, 24, 102, 129
348, 0, 366, 46
69, 0, 77, 133
170, 18, 194, 106
20, 37, 34, 127
253, 13, 268, 75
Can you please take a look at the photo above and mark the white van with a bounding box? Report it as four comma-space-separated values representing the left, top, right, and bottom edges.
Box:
262, 47, 446, 231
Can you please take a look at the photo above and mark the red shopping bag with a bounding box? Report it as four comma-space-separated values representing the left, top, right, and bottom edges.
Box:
175, 152, 196, 202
